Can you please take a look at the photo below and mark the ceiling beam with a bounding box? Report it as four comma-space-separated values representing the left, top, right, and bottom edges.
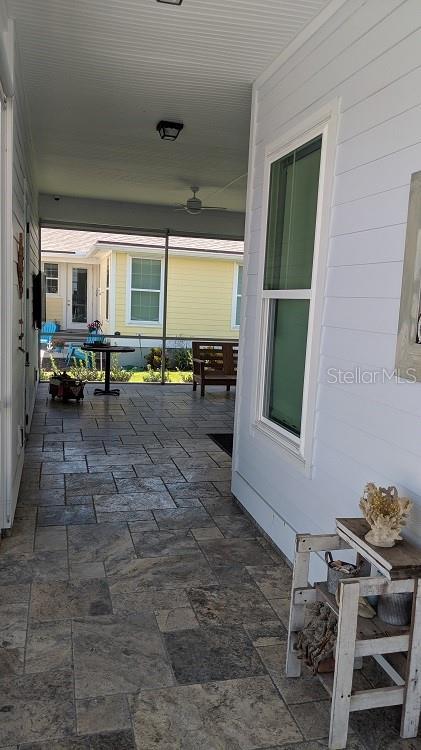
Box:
39, 194, 245, 241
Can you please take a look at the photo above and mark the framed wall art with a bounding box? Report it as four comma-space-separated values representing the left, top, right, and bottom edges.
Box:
395, 170, 421, 381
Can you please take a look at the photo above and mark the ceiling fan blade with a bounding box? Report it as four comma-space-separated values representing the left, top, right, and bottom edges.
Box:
202, 206, 227, 211
174, 207, 187, 212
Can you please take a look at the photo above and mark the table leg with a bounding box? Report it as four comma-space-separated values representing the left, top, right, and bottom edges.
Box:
94, 351, 120, 396
401, 578, 421, 738
286, 549, 310, 677
329, 579, 359, 750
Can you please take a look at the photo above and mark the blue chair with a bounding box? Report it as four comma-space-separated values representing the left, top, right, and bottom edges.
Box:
40, 321, 59, 347
65, 335, 101, 368
65, 344, 87, 368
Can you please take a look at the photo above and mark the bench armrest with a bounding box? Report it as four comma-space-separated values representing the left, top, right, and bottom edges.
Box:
192, 358, 205, 377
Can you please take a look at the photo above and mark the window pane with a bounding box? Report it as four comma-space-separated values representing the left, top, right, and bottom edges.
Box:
264, 299, 310, 436
105, 289, 109, 320
46, 278, 58, 294
235, 295, 241, 326
44, 262, 58, 278
131, 290, 160, 322
237, 266, 243, 295
132, 258, 161, 290
264, 137, 322, 290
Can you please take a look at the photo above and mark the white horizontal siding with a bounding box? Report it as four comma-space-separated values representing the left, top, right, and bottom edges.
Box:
328, 225, 406, 266
5, 36, 39, 528
234, 0, 421, 563
325, 262, 402, 299
323, 298, 400, 334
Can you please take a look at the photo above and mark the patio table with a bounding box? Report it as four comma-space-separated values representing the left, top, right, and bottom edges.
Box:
81, 344, 135, 396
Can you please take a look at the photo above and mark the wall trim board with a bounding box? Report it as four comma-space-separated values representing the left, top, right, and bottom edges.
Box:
231, 469, 326, 581
0, 93, 14, 529
39, 195, 245, 241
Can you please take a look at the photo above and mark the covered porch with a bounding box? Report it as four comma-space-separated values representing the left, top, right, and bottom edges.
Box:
1, 0, 421, 747
0, 383, 402, 749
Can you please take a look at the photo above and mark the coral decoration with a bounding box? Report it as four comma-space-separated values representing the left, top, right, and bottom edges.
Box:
359, 482, 412, 548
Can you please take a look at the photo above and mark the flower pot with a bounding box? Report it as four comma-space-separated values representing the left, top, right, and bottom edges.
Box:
377, 593, 413, 626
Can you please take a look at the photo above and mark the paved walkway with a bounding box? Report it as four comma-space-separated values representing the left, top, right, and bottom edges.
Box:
0, 384, 414, 749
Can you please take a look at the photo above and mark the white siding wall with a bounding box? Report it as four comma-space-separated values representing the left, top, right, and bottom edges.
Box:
1, 24, 39, 528
234, 0, 421, 577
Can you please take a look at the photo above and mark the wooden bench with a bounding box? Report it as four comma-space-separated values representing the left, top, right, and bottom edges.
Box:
192, 341, 238, 397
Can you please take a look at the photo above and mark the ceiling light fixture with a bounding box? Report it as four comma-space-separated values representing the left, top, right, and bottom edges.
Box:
156, 0, 183, 5
156, 120, 184, 141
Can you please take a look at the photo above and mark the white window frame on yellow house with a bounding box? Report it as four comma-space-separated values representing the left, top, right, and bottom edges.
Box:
231, 263, 243, 330
254, 100, 338, 475
43, 261, 60, 296
105, 256, 110, 321
126, 253, 164, 326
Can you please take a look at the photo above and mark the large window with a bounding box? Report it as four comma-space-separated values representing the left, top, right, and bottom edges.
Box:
44, 262, 59, 294
130, 257, 162, 323
233, 265, 243, 328
260, 134, 322, 443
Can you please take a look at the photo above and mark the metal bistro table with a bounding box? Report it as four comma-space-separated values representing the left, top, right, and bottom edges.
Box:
81, 344, 135, 396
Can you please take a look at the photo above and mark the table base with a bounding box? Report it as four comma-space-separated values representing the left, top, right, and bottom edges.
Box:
93, 387, 120, 396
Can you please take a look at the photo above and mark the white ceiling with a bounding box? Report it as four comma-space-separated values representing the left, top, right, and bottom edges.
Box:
8, 0, 329, 212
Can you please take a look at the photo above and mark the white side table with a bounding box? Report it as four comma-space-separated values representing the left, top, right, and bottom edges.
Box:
286, 518, 421, 750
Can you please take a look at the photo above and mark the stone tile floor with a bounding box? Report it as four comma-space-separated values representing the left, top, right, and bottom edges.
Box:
0, 384, 419, 749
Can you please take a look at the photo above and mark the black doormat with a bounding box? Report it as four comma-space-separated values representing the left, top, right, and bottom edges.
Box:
207, 433, 233, 456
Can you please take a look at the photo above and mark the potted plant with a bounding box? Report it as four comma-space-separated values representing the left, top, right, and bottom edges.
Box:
87, 320, 104, 344
87, 319, 102, 334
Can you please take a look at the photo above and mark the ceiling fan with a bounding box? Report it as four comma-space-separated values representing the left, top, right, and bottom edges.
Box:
174, 186, 227, 215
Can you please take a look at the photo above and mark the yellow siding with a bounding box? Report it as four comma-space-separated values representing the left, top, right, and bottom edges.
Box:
113, 251, 240, 339
45, 295, 64, 326
167, 256, 238, 338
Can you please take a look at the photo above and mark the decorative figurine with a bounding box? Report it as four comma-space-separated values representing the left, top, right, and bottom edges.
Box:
359, 482, 412, 548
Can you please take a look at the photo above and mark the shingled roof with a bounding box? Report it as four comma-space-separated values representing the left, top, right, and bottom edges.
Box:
41, 228, 244, 257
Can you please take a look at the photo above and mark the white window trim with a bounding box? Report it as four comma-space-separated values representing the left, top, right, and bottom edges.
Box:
105, 255, 110, 321
43, 261, 60, 296
231, 263, 243, 329
126, 254, 164, 327
254, 99, 339, 475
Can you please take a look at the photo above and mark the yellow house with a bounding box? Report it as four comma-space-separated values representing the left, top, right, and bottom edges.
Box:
41, 230, 243, 350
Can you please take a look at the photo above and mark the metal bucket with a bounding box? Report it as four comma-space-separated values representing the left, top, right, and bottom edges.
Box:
325, 552, 363, 595
377, 593, 413, 626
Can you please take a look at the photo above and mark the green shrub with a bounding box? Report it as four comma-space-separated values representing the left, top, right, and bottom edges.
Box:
40, 354, 60, 380
144, 347, 169, 371
180, 371, 193, 383
110, 354, 131, 382
69, 359, 105, 382
143, 365, 164, 382
172, 347, 193, 371
64, 352, 101, 381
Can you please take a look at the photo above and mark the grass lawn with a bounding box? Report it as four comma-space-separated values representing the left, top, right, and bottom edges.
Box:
40, 367, 193, 384
128, 370, 192, 383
